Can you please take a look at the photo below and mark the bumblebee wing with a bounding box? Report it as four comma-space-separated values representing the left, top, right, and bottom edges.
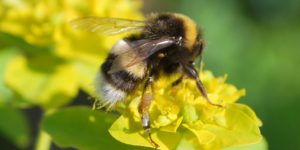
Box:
125, 37, 176, 67
109, 37, 176, 73
70, 17, 145, 35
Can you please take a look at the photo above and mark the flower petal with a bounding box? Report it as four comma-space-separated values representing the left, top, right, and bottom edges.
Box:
109, 115, 182, 150
109, 115, 154, 148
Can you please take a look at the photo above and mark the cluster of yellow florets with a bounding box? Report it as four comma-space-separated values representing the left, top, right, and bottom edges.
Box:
109, 70, 262, 150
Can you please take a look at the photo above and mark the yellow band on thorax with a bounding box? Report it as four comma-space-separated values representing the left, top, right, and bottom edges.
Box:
173, 13, 197, 50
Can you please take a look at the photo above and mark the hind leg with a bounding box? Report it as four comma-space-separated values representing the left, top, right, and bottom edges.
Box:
138, 72, 159, 149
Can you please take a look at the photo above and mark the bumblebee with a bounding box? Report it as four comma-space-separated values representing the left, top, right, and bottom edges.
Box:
71, 13, 221, 148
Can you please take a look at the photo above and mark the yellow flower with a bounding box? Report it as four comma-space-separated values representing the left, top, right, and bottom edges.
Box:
109, 70, 262, 150
0, 0, 143, 107
0, 0, 143, 46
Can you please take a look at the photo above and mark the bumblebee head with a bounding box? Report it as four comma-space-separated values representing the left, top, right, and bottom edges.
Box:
146, 13, 198, 49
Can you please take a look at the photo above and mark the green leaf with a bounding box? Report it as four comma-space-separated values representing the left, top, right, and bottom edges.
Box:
42, 106, 152, 150
0, 48, 19, 104
0, 47, 43, 107
4, 55, 80, 109
0, 105, 30, 148
0, 32, 51, 55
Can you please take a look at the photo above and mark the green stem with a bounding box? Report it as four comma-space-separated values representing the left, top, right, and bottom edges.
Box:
35, 130, 52, 150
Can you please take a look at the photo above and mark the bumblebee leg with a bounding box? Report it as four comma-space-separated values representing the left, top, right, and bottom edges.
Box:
138, 75, 160, 149
182, 63, 222, 107
171, 75, 183, 86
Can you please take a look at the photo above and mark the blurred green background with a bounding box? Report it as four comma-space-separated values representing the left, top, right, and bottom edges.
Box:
144, 0, 300, 149
1, 0, 299, 149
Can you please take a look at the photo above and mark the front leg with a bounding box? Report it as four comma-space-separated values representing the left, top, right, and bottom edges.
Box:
182, 63, 222, 107
138, 72, 159, 149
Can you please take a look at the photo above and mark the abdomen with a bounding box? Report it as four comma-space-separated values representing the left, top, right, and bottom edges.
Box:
95, 40, 147, 107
